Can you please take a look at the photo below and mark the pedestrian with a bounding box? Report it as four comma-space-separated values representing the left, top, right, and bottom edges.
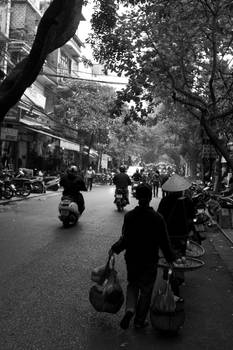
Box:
157, 174, 195, 295
151, 169, 160, 197
86, 166, 95, 191
109, 183, 175, 330
160, 173, 169, 198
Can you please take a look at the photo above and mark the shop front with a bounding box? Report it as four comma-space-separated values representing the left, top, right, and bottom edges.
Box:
0, 127, 18, 171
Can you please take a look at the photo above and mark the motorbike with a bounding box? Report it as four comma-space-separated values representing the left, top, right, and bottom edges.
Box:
191, 210, 210, 244
114, 188, 128, 212
43, 176, 60, 191
0, 179, 14, 199
207, 193, 233, 217
131, 181, 141, 197
58, 196, 80, 227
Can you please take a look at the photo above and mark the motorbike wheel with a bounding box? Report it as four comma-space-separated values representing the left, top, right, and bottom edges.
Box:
69, 214, 78, 226
32, 181, 44, 193
19, 183, 31, 197
117, 203, 122, 212
63, 219, 70, 228
3, 186, 14, 199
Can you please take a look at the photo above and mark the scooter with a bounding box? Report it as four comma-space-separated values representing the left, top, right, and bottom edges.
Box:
114, 188, 128, 212
58, 196, 80, 227
131, 181, 141, 197
44, 176, 60, 191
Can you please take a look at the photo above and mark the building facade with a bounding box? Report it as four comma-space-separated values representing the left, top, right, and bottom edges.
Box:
0, 0, 101, 173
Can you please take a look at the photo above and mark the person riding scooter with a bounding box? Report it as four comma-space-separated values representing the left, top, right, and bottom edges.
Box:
113, 165, 131, 204
132, 169, 142, 182
60, 165, 87, 214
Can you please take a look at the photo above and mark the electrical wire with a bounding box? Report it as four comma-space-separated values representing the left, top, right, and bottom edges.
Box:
40, 72, 127, 85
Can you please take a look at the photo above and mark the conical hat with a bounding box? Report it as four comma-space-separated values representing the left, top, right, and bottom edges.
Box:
162, 174, 191, 192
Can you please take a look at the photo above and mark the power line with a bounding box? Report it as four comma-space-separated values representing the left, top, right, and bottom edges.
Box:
40, 72, 127, 86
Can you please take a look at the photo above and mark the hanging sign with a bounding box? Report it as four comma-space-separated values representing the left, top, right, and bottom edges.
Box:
0, 127, 18, 141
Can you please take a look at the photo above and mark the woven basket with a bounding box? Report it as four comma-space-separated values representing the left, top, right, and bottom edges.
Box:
150, 299, 185, 334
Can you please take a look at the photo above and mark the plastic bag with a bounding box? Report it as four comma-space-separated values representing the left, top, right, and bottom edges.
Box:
150, 269, 185, 333
151, 270, 176, 313
91, 256, 112, 285
89, 256, 124, 314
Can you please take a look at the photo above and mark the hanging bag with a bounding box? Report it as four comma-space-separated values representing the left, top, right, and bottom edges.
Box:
89, 255, 124, 314
150, 268, 185, 334
91, 255, 112, 285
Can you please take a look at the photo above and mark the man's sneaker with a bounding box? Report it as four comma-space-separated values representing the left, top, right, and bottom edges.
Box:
120, 311, 134, 330
134, 320, 149, 330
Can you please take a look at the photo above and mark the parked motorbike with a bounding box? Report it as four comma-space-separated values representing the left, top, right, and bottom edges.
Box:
114, 188, 128, 212
207, 193, 233, 217
43, 176, 60, 191
58, 196, 80, 227
30, 177, 45, 193
191, 210, 210, 244
0, 179, 14, 199
9, 177, 31, 197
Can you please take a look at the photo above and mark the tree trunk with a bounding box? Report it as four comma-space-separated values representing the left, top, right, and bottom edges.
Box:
213, 155, 222, 192
0, 0, 84, 122
87, 132, 95, 168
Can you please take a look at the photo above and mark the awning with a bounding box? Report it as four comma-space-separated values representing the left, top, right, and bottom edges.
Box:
20, 119, 60, 139
20, 119, 80, 151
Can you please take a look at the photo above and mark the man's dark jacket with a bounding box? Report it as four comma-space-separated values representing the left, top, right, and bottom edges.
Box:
111, 206, 175, 283
60, 173, 87, 198
113, 173, 131, 188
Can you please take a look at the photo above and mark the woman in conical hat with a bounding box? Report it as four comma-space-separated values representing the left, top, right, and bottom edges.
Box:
161, 174, 191, 193
157, 174, 195, 296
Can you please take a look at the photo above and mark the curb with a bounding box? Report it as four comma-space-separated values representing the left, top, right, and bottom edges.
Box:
214, 221, 233, 245
0, 190, 61, 206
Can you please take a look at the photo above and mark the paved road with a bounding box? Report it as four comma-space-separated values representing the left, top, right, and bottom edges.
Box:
1, 186, 233, 350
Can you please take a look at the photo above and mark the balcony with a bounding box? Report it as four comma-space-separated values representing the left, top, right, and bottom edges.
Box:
62, 36, 83, 59
8, 29, 35, 56
38, 63, 58, 87
8, 39, 31, 56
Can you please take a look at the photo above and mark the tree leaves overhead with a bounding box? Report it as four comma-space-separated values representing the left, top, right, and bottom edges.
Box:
55, 80, 116, 145
89, 0, 233, 169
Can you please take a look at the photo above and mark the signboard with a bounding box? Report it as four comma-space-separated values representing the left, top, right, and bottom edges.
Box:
0, 5, 8, 37
23, 84, 46, 109
0, 127, 18, 141
60, 140, 80, 152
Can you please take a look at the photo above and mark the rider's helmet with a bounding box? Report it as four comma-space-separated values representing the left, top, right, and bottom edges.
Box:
119, 165, 126, 173
67, 165, 78, 178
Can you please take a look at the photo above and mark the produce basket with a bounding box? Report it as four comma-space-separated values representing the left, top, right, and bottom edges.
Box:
150, 298, 185, 334
185, 240, 205, 258
158, 257, 205, 271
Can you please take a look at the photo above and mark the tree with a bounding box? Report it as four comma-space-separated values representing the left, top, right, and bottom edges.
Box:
55, 80, 116, 166
89, 0, 233, 170
0, 0, 84, 122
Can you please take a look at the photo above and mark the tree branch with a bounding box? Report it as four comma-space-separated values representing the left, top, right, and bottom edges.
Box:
0, 0, 84, 122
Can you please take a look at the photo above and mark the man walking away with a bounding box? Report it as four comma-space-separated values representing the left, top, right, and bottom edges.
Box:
109, 183, 175, 330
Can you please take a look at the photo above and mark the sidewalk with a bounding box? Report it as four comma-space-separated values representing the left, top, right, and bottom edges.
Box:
0, 189, 61, 205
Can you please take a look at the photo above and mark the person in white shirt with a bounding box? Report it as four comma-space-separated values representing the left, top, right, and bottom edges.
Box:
86, 166, 95, 191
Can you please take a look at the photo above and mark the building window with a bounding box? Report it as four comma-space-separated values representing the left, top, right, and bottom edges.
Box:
60, 54, 72, 76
